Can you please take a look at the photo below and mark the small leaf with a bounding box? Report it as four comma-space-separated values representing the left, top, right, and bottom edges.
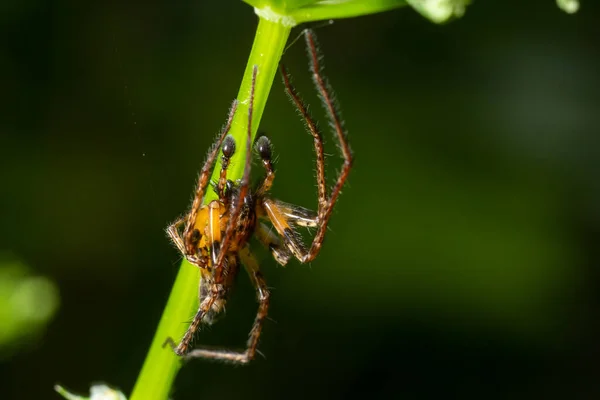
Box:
556, 0, 579, 14
0, 255, 59, 353
406, 0, 471, 23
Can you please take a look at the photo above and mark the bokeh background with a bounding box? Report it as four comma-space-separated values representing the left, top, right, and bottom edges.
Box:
2, 0, 600, 398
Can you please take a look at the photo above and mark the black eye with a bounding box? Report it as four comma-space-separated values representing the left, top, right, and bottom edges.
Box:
255, 135, 272, 160
222, 135, 236, 158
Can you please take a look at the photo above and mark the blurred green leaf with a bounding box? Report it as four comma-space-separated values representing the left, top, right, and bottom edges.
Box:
0, 254, 59, 355
405, 0, 471, 23
556, 0, 579, 13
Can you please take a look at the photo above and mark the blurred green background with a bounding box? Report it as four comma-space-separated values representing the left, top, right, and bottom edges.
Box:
2, 0, 600, 399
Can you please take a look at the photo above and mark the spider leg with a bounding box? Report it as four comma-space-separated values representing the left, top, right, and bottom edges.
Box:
182, 99, 239, 239
255, 222, 292, 266
280, 66, 326, 211
239, 246, 270, 362
167, 67, 258, 362
270, 200, 318, 228
165, 253, 237, 358
217, 135, 236, 202
164, 99, 237, 266
253, 128, 318, 262
254, 135, 275, 196
166, 216, 186, 256
280, 29, 353, 263
213, 65, 258, 284
261, 198, 308, 262
181, 248, 269, 364
252, 133, 319, 228
166, 216, 206, 267
162, 284, 219, 356
165, 81, 240, 355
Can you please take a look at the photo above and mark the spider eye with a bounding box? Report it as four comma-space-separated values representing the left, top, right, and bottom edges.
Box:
222, 135, 236, 158
255, 135, 272, 160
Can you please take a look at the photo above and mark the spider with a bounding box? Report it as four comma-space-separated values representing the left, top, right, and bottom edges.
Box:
163, 29, 353, 364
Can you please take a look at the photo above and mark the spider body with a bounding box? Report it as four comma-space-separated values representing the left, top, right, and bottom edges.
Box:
164, 29, 352, 364
190, 198, 247, 325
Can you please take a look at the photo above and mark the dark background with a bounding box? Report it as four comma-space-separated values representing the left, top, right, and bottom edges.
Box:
2, 0, 600, 399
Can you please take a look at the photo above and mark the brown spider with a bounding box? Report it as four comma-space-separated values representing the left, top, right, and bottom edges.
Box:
163, 29, 353, 364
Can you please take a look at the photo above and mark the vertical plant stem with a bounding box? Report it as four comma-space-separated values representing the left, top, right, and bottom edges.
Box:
129, 16, 291, 400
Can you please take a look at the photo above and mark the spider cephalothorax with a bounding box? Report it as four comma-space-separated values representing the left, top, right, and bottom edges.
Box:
164, 29, 353, 364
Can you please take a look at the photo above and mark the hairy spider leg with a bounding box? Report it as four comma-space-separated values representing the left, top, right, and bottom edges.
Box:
174, 65, 264, 362
276, 29, 353, 263
269, 200, 318, 228
163, 87, 242, 356
212, 65, 257, 286
217, 135, 236, 201
280, 65, 326, 211
166, 99, 239, 265
303, 29, 353, 260
166, 251, 239, 356
254, 135, 275, 196
184, 246, 269, 364
251, 134, 315, 261
260, 200, 319, 263
252, 135, 292, 266
251, 134, 319, 264
255, 222, 292, 266
163, 99, 237, 354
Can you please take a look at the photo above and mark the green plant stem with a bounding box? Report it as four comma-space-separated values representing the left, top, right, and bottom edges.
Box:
129, 16, 290, 400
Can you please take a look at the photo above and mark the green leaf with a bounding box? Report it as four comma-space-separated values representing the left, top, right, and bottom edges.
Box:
556, 0, 579, 14
246, 0, 472, 25
0, 255, 59, 352
405, 0, 471, 23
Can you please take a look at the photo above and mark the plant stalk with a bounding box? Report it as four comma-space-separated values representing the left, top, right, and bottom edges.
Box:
129, 16, 291, 400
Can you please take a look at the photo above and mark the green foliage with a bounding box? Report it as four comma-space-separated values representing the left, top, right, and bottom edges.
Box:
556, 0, 579, 13
0, 254, 59, 357
405, 0, 471, 23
